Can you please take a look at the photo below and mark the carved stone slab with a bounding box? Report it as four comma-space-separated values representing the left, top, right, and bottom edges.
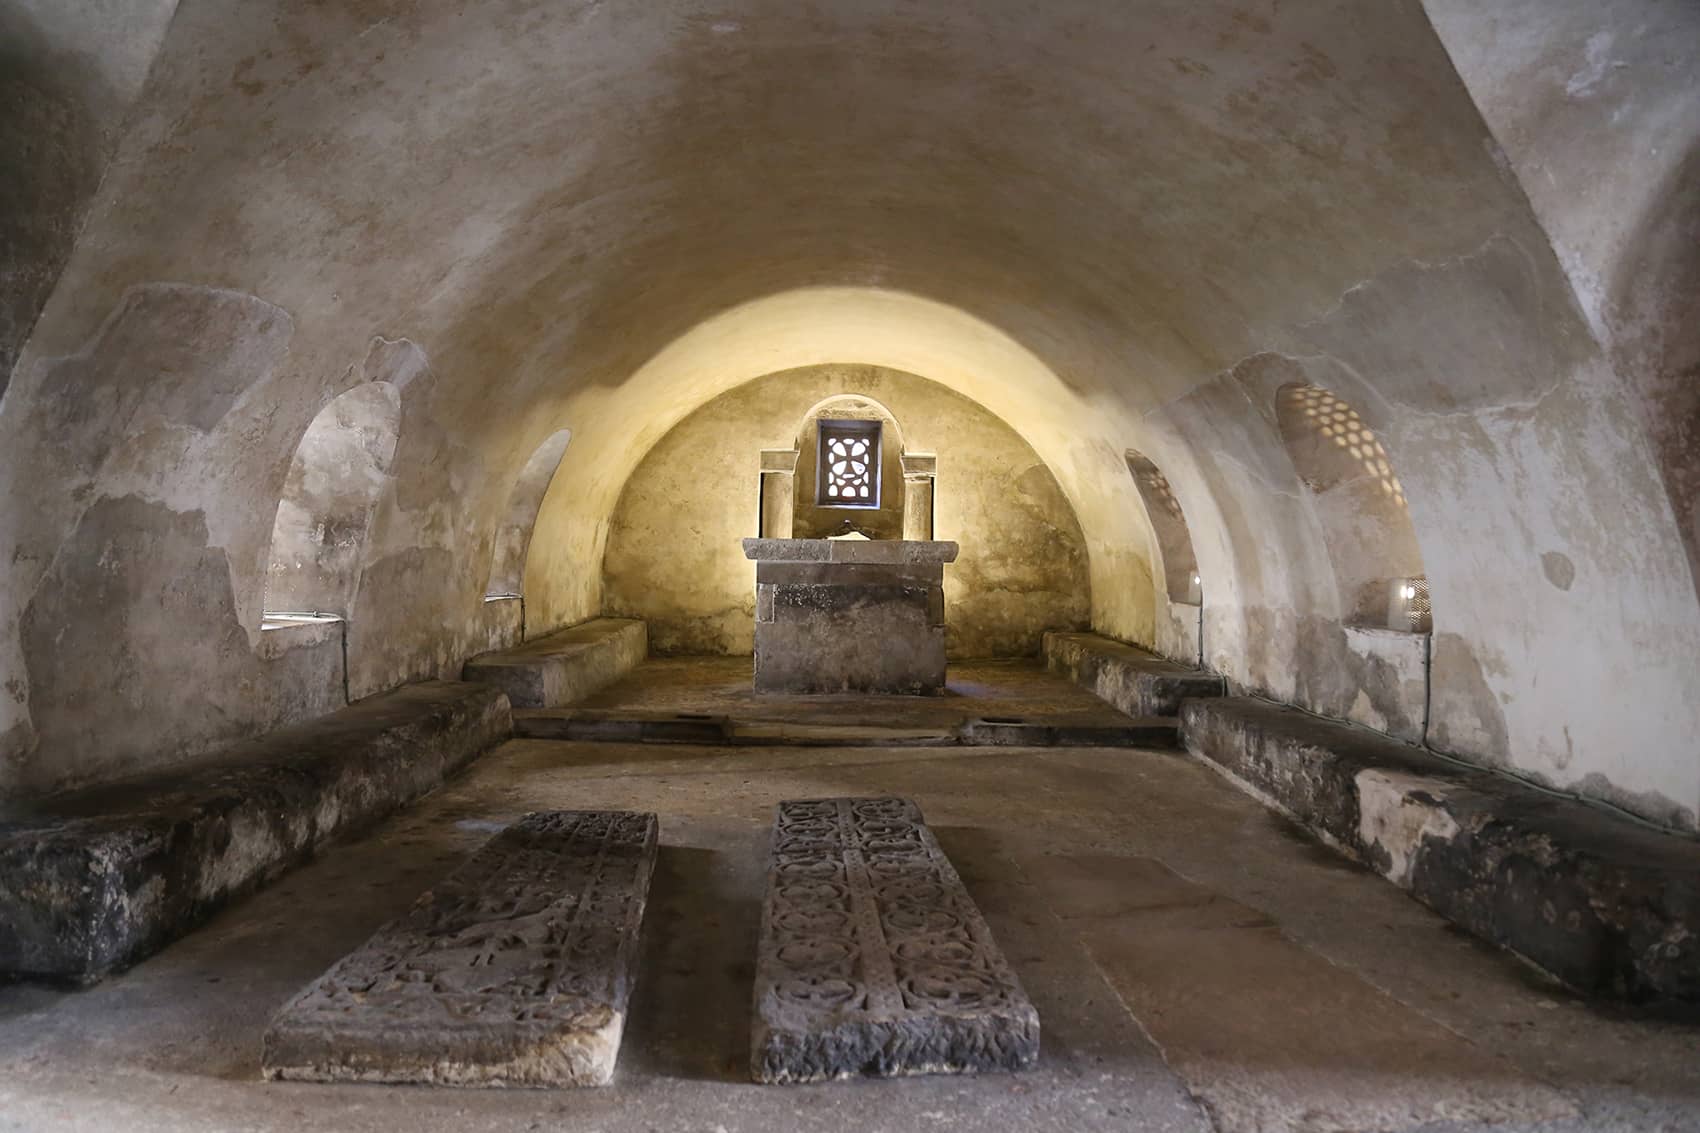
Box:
752, 797, 1039, 1083
263, 810, 658, 1087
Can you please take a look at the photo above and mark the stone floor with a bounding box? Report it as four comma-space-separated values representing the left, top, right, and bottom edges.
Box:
2, 661, 1697, 1132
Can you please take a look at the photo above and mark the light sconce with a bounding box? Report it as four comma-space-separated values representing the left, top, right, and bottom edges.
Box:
1400, 583, 1417, 601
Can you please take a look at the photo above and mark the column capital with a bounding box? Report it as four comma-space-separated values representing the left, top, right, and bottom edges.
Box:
900, 452, 937, 478
761, 448, 800, 474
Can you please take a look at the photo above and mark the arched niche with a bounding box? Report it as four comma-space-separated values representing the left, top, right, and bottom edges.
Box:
1274, 382, 1429, 631
790, 394, 908, 539
488, 428, 573, 598
1126, 449, 1201, 605
263, 382, 401, 618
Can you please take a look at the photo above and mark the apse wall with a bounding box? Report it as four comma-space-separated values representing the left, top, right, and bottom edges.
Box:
601, 365, 1091, 657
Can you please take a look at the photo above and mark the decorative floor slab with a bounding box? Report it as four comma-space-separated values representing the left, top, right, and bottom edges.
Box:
752, 797, 1039, 1083
263, 810, 658, 1087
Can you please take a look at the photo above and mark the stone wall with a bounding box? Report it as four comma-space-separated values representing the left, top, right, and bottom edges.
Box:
0, 0, 1693, 829
602, 365, 1091, 657
0, 0, 178, 399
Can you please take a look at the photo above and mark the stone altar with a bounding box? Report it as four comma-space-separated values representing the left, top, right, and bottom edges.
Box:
741, 538, 959, 695
262, 810, 658, 1087
751, 796, 1040, 1083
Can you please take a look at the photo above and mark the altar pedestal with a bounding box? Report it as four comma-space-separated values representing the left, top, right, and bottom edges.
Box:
742, 538, 960, 695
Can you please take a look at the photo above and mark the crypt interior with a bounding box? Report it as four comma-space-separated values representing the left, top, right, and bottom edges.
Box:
2, 0, 1699, 1130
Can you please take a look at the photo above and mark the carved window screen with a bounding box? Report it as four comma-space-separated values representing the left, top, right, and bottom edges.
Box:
816, 419, 881, 507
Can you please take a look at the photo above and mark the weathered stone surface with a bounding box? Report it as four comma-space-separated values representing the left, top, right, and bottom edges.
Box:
1180, 697, 1700, 1004
0, 681, 511, 983
1044, 632, 1224, 717
752, 797, 1039, 1083
462, 617, 647, 709
264, 810, 658, 1087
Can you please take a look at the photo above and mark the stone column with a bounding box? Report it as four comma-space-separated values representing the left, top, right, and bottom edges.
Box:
901, 453, 937, 541
759, 449, 799, 538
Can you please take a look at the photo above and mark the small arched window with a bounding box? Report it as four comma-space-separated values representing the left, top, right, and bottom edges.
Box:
1125, 450, 1201, 604
263, 381, 401, 619
488, 429, 572, 598
1275, 383, 1430, 631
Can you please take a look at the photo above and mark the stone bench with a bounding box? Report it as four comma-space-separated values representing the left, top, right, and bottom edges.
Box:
1043, 631, 1224, 717
1180, 696, 1700, 1004
264, 810, 658, 1087
0, 681, 510, 984
752, 797, 1039, 1083
462, 617, 647, 709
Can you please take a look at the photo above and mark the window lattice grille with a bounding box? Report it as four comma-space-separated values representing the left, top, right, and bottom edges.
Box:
1279, 384, 1407, 506
818, 420, 880, 506
1407, 575, 1432, 634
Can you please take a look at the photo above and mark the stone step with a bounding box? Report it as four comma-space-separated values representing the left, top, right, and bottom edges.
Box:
0, 681, 511, 984
462, 617, 647, 709
513, 709, 1174, 749
263, 810, 659, 1087
752, 797, 1040, 1083
1043, 631, 1224, 717
1180, 696, 1700, 1004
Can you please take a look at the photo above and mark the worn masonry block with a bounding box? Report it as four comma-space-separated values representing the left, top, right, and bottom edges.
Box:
0, 681, 511, 984
462, 617, 647, 709
752, 797, 1039, 1083
1181, 697, 1700, 1004
263, 810, 659, 1086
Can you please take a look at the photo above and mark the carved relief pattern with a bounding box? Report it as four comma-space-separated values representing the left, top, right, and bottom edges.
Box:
277, 810, 657, 1031
760, 797, 1028, 1027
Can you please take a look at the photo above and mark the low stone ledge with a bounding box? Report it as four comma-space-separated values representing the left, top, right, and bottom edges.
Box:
0, 681, 511, 984
462, 617, 647, 709
752, 797, 1039, 1083
1043, 631, 1224, 717
1179, 696, 1700, 1004
264, 810, 658, 1087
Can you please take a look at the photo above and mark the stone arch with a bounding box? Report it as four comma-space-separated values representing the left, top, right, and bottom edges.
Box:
790, 393, 909, 540
1125, 449, 1201, 605
488, 428, 573, 598
1274, 382, 1428, 631
1610, 143, 1700, 608
262, 382, 401, 618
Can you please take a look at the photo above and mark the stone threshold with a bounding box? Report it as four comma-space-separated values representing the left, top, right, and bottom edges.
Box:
0, 681, 511, 984
514, 709, 1178, 749
1180, 696, 1700, 1006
